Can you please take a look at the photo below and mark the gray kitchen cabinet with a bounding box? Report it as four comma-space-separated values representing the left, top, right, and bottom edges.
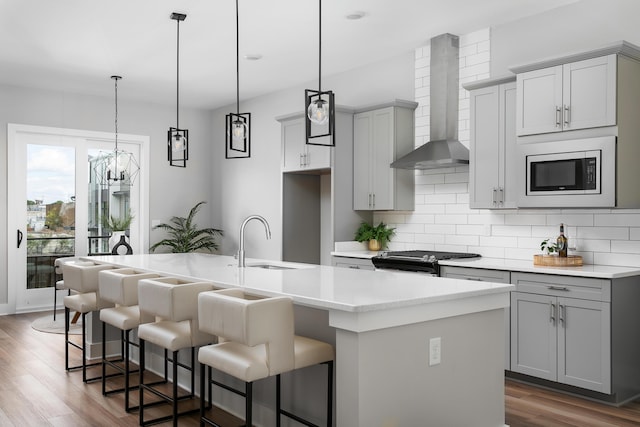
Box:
465, 77, 517, 209
331, 256, 374, 271
514, 54, 616, 136
439, 266, 511, 369
281, 115, 331, 172
353, 101, 416, 211
510, 272, 611, 394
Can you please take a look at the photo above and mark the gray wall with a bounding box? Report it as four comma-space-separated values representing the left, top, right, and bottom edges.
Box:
0, 83, 214, 304
491, 0, 640, 76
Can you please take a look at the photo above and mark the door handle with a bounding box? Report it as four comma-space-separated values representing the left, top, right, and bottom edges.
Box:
559, 304, 565, 326
550, 302, 556, 324
555, 106, 562, 127
17, 229, 23, 248
564, 105, 570, 126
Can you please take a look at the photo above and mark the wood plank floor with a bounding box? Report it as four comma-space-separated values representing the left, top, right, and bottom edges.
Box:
3, 311, 640, 426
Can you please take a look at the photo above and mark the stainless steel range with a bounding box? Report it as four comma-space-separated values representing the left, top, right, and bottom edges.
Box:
372, 250, 481, 276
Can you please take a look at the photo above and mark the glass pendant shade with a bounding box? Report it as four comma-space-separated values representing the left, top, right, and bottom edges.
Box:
231, 119, 248, 141
308, 98, 329, 125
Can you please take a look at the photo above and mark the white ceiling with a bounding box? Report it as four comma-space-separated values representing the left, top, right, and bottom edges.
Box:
0, 0, 578, 110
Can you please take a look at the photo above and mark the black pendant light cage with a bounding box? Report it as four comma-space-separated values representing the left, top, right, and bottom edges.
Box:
168, 12, 189, 167
305, 0, 335, 147
305, 89, 335, 146
93, 75, 140, 188
225, 0, 251, 159
225, 112, 251, 158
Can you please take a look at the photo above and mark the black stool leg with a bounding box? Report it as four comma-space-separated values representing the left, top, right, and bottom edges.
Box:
101, 320, 107, 395
81, 312, 87, 382
173, 350, 179, 427
124, 329, 131, 411
246, 382, 253, 427
64, 307, 70, 370
327, 361, 334, 427
139, 338, 146, 426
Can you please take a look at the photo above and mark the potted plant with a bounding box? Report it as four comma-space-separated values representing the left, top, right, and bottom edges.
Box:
149, 201, 223, 253
102, 209, 134, 250
354, 221, 396, 251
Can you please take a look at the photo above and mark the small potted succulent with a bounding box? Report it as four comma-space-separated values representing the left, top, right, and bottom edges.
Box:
354, 221, 396, 251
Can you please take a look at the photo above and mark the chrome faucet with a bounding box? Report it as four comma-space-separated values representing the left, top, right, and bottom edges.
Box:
238, 215, 271, 267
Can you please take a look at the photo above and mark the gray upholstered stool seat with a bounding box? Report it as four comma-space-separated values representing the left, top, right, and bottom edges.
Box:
62, 261, 114, 383
198, 288, 334, 427
53, 257, 82, 320
98, 268, 160, 412
137, 277, 216, 427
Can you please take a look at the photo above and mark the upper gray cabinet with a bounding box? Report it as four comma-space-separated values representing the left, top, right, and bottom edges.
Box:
515, 55, 616, 136
280, 115, 331, 172
353, 101, 416, 211
465, 77, 517, 209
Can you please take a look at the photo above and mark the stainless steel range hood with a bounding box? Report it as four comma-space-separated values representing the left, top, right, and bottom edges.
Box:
391, 33, 469, 170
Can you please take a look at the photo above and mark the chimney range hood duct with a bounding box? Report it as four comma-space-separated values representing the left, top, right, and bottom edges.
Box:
391, 33, 469, 170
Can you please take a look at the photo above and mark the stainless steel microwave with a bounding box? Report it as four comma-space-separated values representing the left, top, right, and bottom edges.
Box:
518, 136, 616, 208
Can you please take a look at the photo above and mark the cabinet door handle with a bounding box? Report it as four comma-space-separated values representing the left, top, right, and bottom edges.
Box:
555, 106, 562, 127
372, 194, 376, 208
299, 153, 303, 167
499, 188, 504, 205
548, 286, 570, 292
465, 277, 483, 281
348, 265, 360, 269
564, 105, 570, 126
305, 152, 310, 166
550, 302, 556, 324
559, 304, 565, 326
492, 188, 497, 206
368, 194, 372, 208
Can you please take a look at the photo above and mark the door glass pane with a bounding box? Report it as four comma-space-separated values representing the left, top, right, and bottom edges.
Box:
88, 148, 131, 255
26, 144, 75, 289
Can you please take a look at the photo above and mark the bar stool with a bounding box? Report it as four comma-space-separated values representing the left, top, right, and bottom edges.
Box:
53, 257, 81, 321
137, 278, 216, 427
98, 268, 161, 412
198, 288, 335, 427
62, 261, 115, 383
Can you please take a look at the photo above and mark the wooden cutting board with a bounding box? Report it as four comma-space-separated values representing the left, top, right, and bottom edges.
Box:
533, 254, 583, 266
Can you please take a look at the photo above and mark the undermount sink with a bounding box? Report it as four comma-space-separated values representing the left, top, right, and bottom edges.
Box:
248, 264, 296, 270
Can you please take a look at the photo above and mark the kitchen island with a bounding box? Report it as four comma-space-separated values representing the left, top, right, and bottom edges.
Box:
87, 253, 513, 427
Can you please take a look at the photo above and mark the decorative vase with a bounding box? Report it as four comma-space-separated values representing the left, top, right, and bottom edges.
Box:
111, 234, 133, 255
368, 239, 381, 251
109, 231, 126, 252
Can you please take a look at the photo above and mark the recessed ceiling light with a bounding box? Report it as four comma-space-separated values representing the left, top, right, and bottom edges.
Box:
346, 11, 365, 20
244, 54, 262, 61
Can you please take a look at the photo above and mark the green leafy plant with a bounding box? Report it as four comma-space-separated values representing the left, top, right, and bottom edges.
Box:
354, 221, 396, 250
149, 201, 223, 253
540, 239, 558, 254
102, 209, 134, 232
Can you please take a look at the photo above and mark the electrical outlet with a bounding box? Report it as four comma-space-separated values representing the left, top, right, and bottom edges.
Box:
429, 337, 441, 366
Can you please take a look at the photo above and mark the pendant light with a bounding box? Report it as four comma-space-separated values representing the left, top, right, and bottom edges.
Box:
305, 0, 335, 146
168, 12, 188, 167
225, 0, 251, 159
94, 75, 140, 187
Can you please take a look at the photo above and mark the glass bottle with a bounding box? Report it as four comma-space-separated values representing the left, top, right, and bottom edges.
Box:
556, 223, 568, 257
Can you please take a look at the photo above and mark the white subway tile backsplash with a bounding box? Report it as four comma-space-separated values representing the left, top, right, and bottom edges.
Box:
465, 51, 491, 67
446, 234, 480, 246
434, 183, 468, 194
505, 214, 546, 226
492, 225, 532, 237
414, 204, 446, 214
416, 174, 445, 185
479, 236, 519, 248
594, 252, 640, 267
425, 224, 457, 234
546, 214, 594, 227
595, 213, 640, 227
434, 214, 468, 225
467, 213, 505, 225
415, 184, 435, 195
576, 227, 629, 240
424, 194, 457, 204
574, 239, 611, 253
611, 240, 640, 254
414, 233, 445, 245
405, 214, 435, 224
394, 223, 425, 234
456, 224, 488, 235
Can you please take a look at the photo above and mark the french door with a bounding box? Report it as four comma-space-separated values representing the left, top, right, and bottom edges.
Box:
6, 124, 149, 314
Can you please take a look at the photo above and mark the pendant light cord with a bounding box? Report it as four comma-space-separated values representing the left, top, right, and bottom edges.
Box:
176, 18, 180, 129
318, 0, 322, 93
236, 0, 240, 115
113, 76, 119, 151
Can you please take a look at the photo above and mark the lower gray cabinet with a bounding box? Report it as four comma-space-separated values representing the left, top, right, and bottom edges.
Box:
510, 272, 611, 394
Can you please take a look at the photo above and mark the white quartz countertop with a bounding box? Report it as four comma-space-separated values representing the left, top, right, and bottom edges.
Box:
439, 257, 640, 279
86, 253, 513, 313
